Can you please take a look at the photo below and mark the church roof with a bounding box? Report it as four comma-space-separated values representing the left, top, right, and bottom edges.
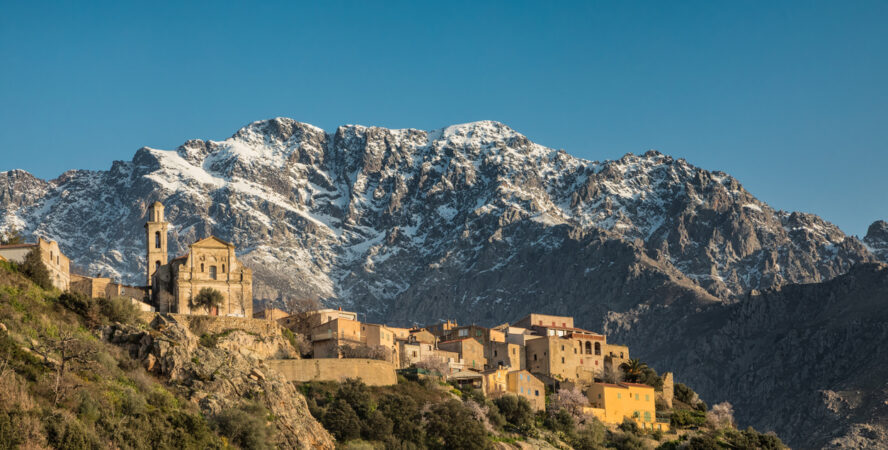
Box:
189, 236, 235, 249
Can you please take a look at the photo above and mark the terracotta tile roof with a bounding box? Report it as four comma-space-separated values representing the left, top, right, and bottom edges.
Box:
619, 382, 655, 389
0, 243, 36, 249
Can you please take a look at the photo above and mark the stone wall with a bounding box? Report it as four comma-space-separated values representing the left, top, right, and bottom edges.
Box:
266, 358, 398, 386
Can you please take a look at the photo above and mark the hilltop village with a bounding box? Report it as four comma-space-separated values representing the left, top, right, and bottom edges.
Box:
0, 200, 673, 434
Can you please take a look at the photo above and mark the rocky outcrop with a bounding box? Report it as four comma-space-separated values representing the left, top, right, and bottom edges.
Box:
103, 314, 334, 449
864, 220, 888, 262
606, 263, 888, 449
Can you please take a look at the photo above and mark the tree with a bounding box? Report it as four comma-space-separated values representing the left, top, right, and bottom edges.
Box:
31, 329, 97, 406
549, 386, 589, 422
21, 247, 52, 290
322, 399, 361, 441
191, 288, 224, 314
282, 297, 322, 335
492, 395, 535, 433
706, 401, 735, 429
0, 228, 24, 245
424, 400, 489, 450
619, 359, 648, 383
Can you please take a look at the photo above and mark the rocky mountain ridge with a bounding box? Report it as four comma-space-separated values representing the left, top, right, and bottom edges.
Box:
2, 118, 886, 448
0, 118, 880, 320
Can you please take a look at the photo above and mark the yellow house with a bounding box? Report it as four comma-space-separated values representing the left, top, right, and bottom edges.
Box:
586, 382, 669, 431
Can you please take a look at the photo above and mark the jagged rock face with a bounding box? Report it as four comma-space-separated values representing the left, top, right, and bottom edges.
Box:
865, 220, 888, 262
0, 118, 876, 322
606, 263, 888, 449
103, 315, 334, 449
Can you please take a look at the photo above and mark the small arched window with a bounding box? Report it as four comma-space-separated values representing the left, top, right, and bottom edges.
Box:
200, 263, 204, 272
155, 261, 161, 270
155, 231, 161, 249
533, 354, 537, 361
594, 342, 601, 356
585, 341, 592, 354
222, 264, 226, 273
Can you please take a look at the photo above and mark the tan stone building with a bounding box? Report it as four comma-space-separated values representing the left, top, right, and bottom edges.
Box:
147, 202, 253, 317
69, 274, 152, 310
438, 338, 486, 371
0, 238, 70, 290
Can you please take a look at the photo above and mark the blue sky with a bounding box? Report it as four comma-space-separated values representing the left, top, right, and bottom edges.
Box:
1, 1, 885, 236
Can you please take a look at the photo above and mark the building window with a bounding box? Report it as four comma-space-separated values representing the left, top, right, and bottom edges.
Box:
595, 342, 601, 355
200, 263, 204, 272
155, 231, 161, 248
585, 341, 592, 354
645, 395, 650, 401
222, 264, 226, 273
533, 354, 537, 361
617, 393, 621, 399
209, 266, 217, 280
562, 322, 566, 327
494, 350, 498, 357
635, 394, 639, 400
561, 345, 564, 351
512, 348, 516, 355
535, 390, 539, 396
459, 329, 468, 337
561, 357, 564, 363
155, 261, 161, 271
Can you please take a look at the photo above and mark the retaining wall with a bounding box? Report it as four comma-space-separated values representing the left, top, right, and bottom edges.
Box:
266, 358, 397, 386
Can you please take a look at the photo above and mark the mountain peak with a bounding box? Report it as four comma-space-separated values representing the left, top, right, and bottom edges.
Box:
864, 220, 888, 261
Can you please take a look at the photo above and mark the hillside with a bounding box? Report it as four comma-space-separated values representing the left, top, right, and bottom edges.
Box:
0, 260, 333, 449
606, 263, 888, 448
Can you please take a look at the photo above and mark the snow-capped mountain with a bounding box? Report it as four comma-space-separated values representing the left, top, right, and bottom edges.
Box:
2, 117, 886, 448
0, 118, 877, 322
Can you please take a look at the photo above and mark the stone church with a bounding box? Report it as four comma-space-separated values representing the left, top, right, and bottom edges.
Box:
146, 201, 253, 317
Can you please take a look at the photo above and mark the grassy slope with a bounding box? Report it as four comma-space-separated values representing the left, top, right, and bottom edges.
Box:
0, 261, 230, 449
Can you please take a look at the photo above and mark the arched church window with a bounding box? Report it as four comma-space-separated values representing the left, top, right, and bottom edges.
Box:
222, 264, 226, 273
155, 231, 161, 249
585, 341, 592, 354
155, 261, 161, 270
595, 342, 601, 356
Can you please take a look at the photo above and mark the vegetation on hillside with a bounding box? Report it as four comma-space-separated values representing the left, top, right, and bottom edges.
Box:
0, 260, 244, 449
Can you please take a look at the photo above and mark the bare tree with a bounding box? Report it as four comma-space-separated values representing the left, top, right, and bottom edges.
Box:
338, 344, 388, 361
414, 357, 449, 376
282, 297, 322, 336
706, 401, 735, 429
32, 329, 97, 406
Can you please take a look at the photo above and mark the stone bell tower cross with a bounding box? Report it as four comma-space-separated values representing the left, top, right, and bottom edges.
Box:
145, 201, 169, 287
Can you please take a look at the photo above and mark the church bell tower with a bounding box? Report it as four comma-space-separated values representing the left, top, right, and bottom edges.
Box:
145, 201, 169, 287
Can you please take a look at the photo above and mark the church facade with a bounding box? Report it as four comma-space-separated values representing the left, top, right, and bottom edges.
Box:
146, 201, 253, 317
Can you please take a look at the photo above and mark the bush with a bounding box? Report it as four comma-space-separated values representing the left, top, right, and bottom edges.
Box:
335, 378, 374, 419
99, 297, 139, 325
688, 434, 719, 450
378, 393, 424, 444
43, 411, 100, 450
671, 409, 707, 429
492, 395, 534, 433
323, 399, 361, 441
570, 420, 606, 450
543, 407, 575, 434
212, 401, 272, 450
424, 399, 489, 450
363, 409, 394, 442
619, 417, 639, 433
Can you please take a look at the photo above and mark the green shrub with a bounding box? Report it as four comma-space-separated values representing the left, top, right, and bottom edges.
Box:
43, 411, 100, 450
378, 392, 425, 445
570, 420, 607, 450
212, 401, 272, 450
363, 409, 394, 442
492, 395, 534, 433
688, 434, 719, 450
99, 297, 139, 325
671, 409, 707, 428
323, 399, 361, 441
424, 400, 489, 450
335, 378, 374, 419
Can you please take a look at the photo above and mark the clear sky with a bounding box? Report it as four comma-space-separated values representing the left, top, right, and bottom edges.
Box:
1, 1, 885, 236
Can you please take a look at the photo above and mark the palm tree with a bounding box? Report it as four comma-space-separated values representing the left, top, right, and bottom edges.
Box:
619, 358, 648, 383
